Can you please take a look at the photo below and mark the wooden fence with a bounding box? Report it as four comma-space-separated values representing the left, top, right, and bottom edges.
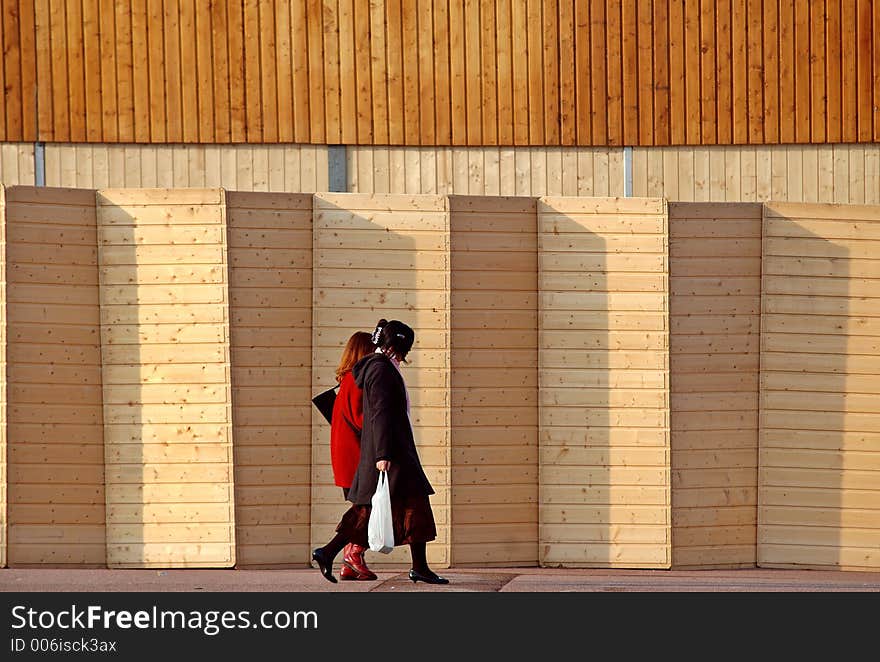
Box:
759, 202, 880, 571
228, 192, 313, 568
0, 188, 878, 571
539, 197, 671, 568
670, 203, 761, 569
2, 1, 879, 145
5, 187, 105, 566
450, 196, 538, 566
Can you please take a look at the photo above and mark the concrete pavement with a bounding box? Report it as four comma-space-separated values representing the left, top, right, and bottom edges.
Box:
2, 567, 879, 592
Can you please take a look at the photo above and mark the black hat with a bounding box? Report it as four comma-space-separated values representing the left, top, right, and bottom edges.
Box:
380, 319, 415, 356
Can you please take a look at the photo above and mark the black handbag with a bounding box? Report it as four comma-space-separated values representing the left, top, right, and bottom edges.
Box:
311, 384, 339, 424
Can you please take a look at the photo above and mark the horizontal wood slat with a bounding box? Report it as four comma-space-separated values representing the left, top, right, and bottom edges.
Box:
759, 201, 880, 572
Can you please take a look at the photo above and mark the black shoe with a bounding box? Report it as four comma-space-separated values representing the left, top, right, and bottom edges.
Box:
312, 548, 337, 584
409, 568, 449, 585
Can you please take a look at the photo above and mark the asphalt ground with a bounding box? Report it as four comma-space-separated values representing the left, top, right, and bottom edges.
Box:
2, 566, 879, 592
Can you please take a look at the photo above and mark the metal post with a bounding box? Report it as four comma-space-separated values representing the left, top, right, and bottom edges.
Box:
328, 145, 347, 192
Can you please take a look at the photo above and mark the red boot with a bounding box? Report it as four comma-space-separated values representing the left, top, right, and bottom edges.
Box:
342, 543, 377, 580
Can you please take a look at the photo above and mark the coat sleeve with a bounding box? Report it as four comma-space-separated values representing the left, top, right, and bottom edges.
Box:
363, 360, 407, 462
349, 379, 364, 431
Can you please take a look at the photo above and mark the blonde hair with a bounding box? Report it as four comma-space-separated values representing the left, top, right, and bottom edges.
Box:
335, 331, 374, 383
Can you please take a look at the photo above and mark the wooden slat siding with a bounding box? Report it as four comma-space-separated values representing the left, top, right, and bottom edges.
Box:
0, 144, 33, 186
344, 146, 627, 196
418, 0, 435, 145
39, 144, 329, 192
538, 196, 670, 569
5, 186, 105, 567
683, 0, 700, 144
635, 144, 880, 203
178, 0, 197, 142
809, 1, 825, 144
759, 201, 880, 572
495, 0, 512, 145
10, 2, 880, 146
761, 0, 778, 144
227, 192, 312, 567
338, 0, 356, 145
635, 0, 652, 145
450, 196, 538, 566
0, 187, 5, 567
258, 0, 278, 144
700, 0, 716, 143
605, 0, 622, 146
403, 2, 421, 144
97, 188, 234, 568
312, 193, 450, 568
669, 202, 761, 569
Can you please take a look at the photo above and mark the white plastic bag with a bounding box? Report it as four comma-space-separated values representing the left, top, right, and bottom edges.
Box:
368, 470, 395, 554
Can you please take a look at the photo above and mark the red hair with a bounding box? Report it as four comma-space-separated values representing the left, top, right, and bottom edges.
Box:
335, 331, 374, 383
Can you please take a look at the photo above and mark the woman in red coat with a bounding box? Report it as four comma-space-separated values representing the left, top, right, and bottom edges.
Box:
329, 331, 376, 580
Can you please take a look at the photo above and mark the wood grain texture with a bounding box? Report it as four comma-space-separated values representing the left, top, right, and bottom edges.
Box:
759, 201, 880, 571
5, 2, 879, 145
450, 195, 538, 566
538, 195, 670, 568
228, 191, 312, 568
5, 186, 105, 566
97, 188, 235, 568
669, 202, 761, 569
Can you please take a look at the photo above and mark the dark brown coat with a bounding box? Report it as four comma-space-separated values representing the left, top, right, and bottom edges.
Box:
346, 352, 434, 506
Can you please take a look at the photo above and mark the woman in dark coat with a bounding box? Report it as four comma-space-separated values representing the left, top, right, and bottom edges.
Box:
311, 319, 448, 585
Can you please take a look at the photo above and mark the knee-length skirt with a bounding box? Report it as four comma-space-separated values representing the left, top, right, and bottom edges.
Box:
335, 494, 436, 548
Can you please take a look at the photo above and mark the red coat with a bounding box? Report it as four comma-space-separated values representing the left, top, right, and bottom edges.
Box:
330, 371, 364, 488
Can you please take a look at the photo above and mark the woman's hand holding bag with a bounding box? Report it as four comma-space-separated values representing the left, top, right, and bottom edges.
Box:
368, 470, 395, 554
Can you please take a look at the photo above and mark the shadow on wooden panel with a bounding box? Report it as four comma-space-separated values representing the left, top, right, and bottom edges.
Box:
760, 203, 861, 570
669, 202, 762, 569
227, 191, 313, 568
449, 195, 539, 567
311, 193, 450, 570
5, 186, 106, 567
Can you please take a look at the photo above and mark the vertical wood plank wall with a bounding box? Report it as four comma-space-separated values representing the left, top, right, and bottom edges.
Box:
97, 189, 235, 568
449, 196, 538, 566
0, 143, 876, 206
669, 203, 762, 569
634, 145, 880, 204
228, 192, 312, 567
6, 1, 880, 146
347, 147, 625, 196
311, 193, 451, 568
44, 144, 329, 192
5, 186, 105, 566
0, 145, 35, 186
0, 187, 5, 567
759, 202, 880, 571
538, 197, 671, 568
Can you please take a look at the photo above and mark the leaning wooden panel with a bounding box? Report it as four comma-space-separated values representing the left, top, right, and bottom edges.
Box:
759, 201, 880, 572
449, 196, 538, 567
228, 191, 312, 567
5, 186, 105, 567
312, 193, 450, 568
668, 202, 762, 570
97, 188, 235, 568
538, 196, 670, 569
